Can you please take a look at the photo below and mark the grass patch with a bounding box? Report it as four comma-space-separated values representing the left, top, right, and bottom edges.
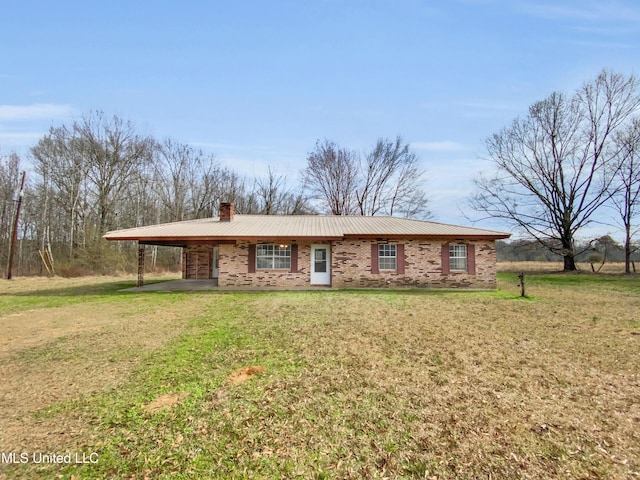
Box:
0, 274, 182, 315
1, 275, 639, 479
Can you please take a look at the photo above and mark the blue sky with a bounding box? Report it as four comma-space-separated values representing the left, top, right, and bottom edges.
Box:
1, 0, 639, 238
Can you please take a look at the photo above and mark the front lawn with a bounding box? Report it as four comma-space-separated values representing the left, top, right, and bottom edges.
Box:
0, 275, 638, 479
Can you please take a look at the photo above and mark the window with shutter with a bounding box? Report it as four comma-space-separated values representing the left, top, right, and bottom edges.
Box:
372, 243, 404, 273
442, 243, 476, 274
378, 244, 397, 270
256, 244, 291, 270
449, 244, 467, 272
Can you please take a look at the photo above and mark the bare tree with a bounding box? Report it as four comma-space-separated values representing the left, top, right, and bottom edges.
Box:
471, 70, 640, 271
302, 139, 359, 215
203, 165, 255, 216
388, 160, 430, 218
150, 139, 226, 221
303, 137, 428, 217
29, 111, 154, 272
283, 189, 315, 215
152, 139, 193, 222
254, 166, 313, 214
78, 111, 154, 235
357, 136, 429, 218
32, 125, 90, 257
255, 166, 287, 214
25, 109, 327, 273
117, 160, 158, 228
0, 152, 21, 269
612, 118, 640, 273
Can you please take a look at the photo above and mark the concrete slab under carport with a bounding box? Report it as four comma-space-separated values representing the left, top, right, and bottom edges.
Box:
121, 279, 219, 292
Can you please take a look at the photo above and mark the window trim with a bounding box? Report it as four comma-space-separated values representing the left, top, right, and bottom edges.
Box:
449, 243, 468, 272
378, 243, 397, 271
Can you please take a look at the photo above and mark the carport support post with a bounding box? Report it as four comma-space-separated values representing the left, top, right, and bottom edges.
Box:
137, 244, 145, 287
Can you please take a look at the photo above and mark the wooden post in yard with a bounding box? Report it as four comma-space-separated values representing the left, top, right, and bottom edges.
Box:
7, 171, 26, 280
137, 244, 145, 287
517, 272, 526, 297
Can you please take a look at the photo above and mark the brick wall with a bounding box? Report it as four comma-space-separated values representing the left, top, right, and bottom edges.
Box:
331, 238, 497, 289
219, 241, 312, 287
211, 238, 497, 289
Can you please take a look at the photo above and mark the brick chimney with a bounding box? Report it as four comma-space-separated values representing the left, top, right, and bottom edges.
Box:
219, 202, 234, 221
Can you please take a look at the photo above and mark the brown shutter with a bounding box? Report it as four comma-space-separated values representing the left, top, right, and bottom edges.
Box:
467, 243, 476, 275
290, 244, 298, 273
441, 243, 450, 274
248, 244, 256, 273
396, 243, 405, 274
371, 243, 379, 274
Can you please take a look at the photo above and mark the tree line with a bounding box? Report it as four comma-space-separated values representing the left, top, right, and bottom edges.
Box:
1, 113, 428, 276
4, 69, 640, 277
497, 236, 638, 270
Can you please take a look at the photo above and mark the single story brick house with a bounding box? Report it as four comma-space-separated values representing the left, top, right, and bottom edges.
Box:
104, 203, 510, 289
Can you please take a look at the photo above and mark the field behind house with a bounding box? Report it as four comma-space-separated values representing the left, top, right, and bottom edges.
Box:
0, 273, 639, 479
497, 261, 632, 274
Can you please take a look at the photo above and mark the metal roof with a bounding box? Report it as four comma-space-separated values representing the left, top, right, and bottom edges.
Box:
104, 215, 510, 244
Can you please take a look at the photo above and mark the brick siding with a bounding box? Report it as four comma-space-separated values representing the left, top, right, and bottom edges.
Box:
218, 241, 312, 287
183, 238, 497, 289
331, 238, 496, 289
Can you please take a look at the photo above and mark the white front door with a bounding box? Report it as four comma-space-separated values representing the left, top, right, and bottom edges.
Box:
310, 244, 331, 285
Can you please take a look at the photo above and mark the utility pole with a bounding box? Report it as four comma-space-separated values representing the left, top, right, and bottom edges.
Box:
7, 171, 26, 280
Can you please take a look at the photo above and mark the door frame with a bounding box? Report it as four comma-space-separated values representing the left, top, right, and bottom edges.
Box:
212, 245, 219, 280
310, 244, 331, 286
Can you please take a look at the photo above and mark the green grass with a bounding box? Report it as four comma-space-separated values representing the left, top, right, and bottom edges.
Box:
1, 274, 639, 479
0, 280, 132, 316
498, 271, 640, 288
0, 276, 186, 315
58, 296, 305, 479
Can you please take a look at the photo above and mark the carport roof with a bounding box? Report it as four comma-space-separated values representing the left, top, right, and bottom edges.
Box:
104, 214, 510, 245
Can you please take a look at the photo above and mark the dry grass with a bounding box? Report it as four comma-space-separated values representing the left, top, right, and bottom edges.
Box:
0, 275, 201, 452
0, 275, 639, 479
231, 287, 639, 479
498, 261, 632, 274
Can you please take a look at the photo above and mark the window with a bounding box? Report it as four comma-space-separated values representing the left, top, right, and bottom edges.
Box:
257, 244, 291, 270
378, 244, 397, 271
449, 244, 467, 272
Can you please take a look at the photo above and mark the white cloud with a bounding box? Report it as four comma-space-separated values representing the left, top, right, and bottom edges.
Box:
0, 131, 43, 142
0, 103, 76, 122
0, 104, 77, 152
412, 141, 468, 152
